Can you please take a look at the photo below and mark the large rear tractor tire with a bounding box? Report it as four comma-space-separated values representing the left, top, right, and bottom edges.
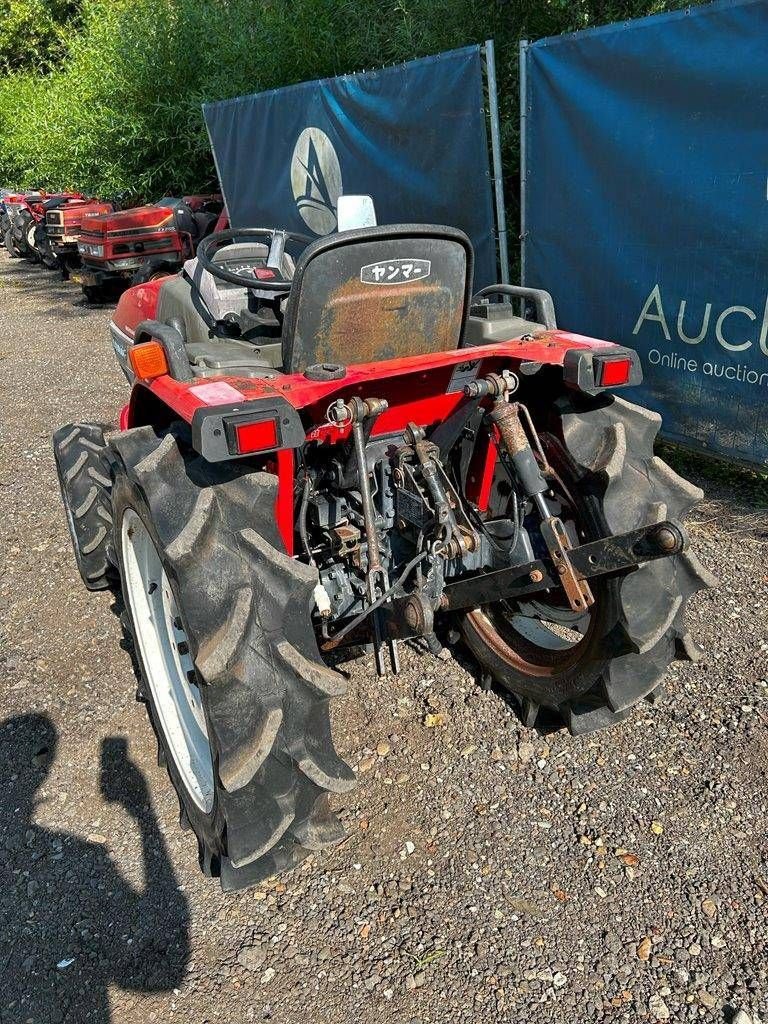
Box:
4, 226, 22, 257
82, 284, 107, 304
109, 426, 353, 889
52, 423, 116, 590
13, 211, 39, 262
34, 224, 59, 270
131, 263, 173, 285
461, 394, 716, 735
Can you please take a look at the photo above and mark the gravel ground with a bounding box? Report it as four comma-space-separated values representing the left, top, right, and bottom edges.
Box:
1, 250, 767, 1024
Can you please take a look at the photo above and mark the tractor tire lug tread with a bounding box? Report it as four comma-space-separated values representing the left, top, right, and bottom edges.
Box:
461, 394, 714, 734
109, 426, 350, 889
52, 423, 116, 591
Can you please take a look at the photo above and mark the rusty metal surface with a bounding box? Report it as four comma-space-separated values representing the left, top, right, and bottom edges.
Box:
539, 516, 595, 613
442, 519, 685, 613
313, 277, 464, 366
489, 400, 529, 456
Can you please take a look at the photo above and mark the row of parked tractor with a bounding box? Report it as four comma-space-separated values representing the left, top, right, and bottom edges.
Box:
0, 187, 225, 302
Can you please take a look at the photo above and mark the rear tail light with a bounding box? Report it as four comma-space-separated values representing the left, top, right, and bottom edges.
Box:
192, 397, 304, 463
128, 341, 169, 381
563, 347, 641, 395
595, 355, 633, 387
227, 417, 279, 454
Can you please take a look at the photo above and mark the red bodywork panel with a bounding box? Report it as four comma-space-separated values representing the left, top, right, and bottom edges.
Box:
61, 199, 113, 226
114, 278, 166, 330
114, 278, 626, 551
79, 195, 224, 267
125, 330, 615, 423
46, 199, 113, 244
83, 203, 175, 235
82, 194, 222, 236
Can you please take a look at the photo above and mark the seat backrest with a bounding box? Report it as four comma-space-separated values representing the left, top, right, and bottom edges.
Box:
173, 202, 197, 239
280, 224, 473, 374
193, 211, 219, 240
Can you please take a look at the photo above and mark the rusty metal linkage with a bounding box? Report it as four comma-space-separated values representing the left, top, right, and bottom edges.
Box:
331, 396, 400, 674
441, 520, 687, 614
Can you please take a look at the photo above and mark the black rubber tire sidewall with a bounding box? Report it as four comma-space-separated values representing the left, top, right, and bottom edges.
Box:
15, 212, 38, 260
52, 423, 115, 591
132, 264, 171, 285
83, 285, 105, 303
4, 227, 21, 257
54, 452, 110, 591
111, 465, 226, 858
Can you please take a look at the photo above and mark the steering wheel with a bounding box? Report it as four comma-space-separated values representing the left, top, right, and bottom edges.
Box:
195, 227, 312, 292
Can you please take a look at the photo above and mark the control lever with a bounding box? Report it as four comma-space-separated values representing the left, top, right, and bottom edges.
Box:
344, 397, 400, 676
266, 230, 287, 271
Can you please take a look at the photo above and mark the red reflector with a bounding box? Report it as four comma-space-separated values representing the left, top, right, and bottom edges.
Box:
254, 267, 276, 280
235, 419, 278, 453
597, 357, 632, 387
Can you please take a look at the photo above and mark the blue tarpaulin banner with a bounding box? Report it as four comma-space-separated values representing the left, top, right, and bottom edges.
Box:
523, 0, 768, 466
204, 46, 497, 287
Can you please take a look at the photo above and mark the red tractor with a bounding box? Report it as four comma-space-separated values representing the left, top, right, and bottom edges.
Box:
2, 190, 44, 257
3, 190, 85, 267
53, 199, 713, 890
44, 196, 116, 277
73, 194, 225, 302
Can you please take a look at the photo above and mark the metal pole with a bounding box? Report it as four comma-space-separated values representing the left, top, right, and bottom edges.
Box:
519, 39, 529, 288
484, 39, 509, 284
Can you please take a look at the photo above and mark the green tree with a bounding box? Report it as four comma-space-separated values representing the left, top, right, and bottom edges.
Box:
0, 0, 79, 73
0, 0, 704, 199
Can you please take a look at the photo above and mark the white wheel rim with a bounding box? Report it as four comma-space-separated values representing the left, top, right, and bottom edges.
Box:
120, 508, 214, 812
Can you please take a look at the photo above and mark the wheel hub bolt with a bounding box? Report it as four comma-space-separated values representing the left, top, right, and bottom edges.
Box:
654, 526, 678, 553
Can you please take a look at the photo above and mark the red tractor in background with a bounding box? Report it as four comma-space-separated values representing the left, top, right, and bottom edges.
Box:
3, 190, 86, 267
2, 190, 45, 257
73, 194, 225, 302
53, 197, 713, 890
45, 196, 117, 277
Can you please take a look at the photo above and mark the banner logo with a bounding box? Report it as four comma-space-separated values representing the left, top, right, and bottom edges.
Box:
291, 127, 342, 235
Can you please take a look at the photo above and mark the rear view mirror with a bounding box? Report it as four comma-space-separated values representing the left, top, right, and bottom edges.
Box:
336, 194, 377, 232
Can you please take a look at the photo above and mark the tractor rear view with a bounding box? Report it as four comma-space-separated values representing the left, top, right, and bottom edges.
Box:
53, 201, 713, 889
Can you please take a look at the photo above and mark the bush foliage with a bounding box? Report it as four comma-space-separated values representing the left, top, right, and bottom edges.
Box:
0, 0, 700, 204
0, 0, 79, 74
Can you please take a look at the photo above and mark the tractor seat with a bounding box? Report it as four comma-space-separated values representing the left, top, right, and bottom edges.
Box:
155, 225, 473, 379
279, 223, 473, 373
193, 211, 219, 240
156, 242, 296, 378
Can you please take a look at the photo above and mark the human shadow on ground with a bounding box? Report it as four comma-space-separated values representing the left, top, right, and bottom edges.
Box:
0, 714, 190, 1024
